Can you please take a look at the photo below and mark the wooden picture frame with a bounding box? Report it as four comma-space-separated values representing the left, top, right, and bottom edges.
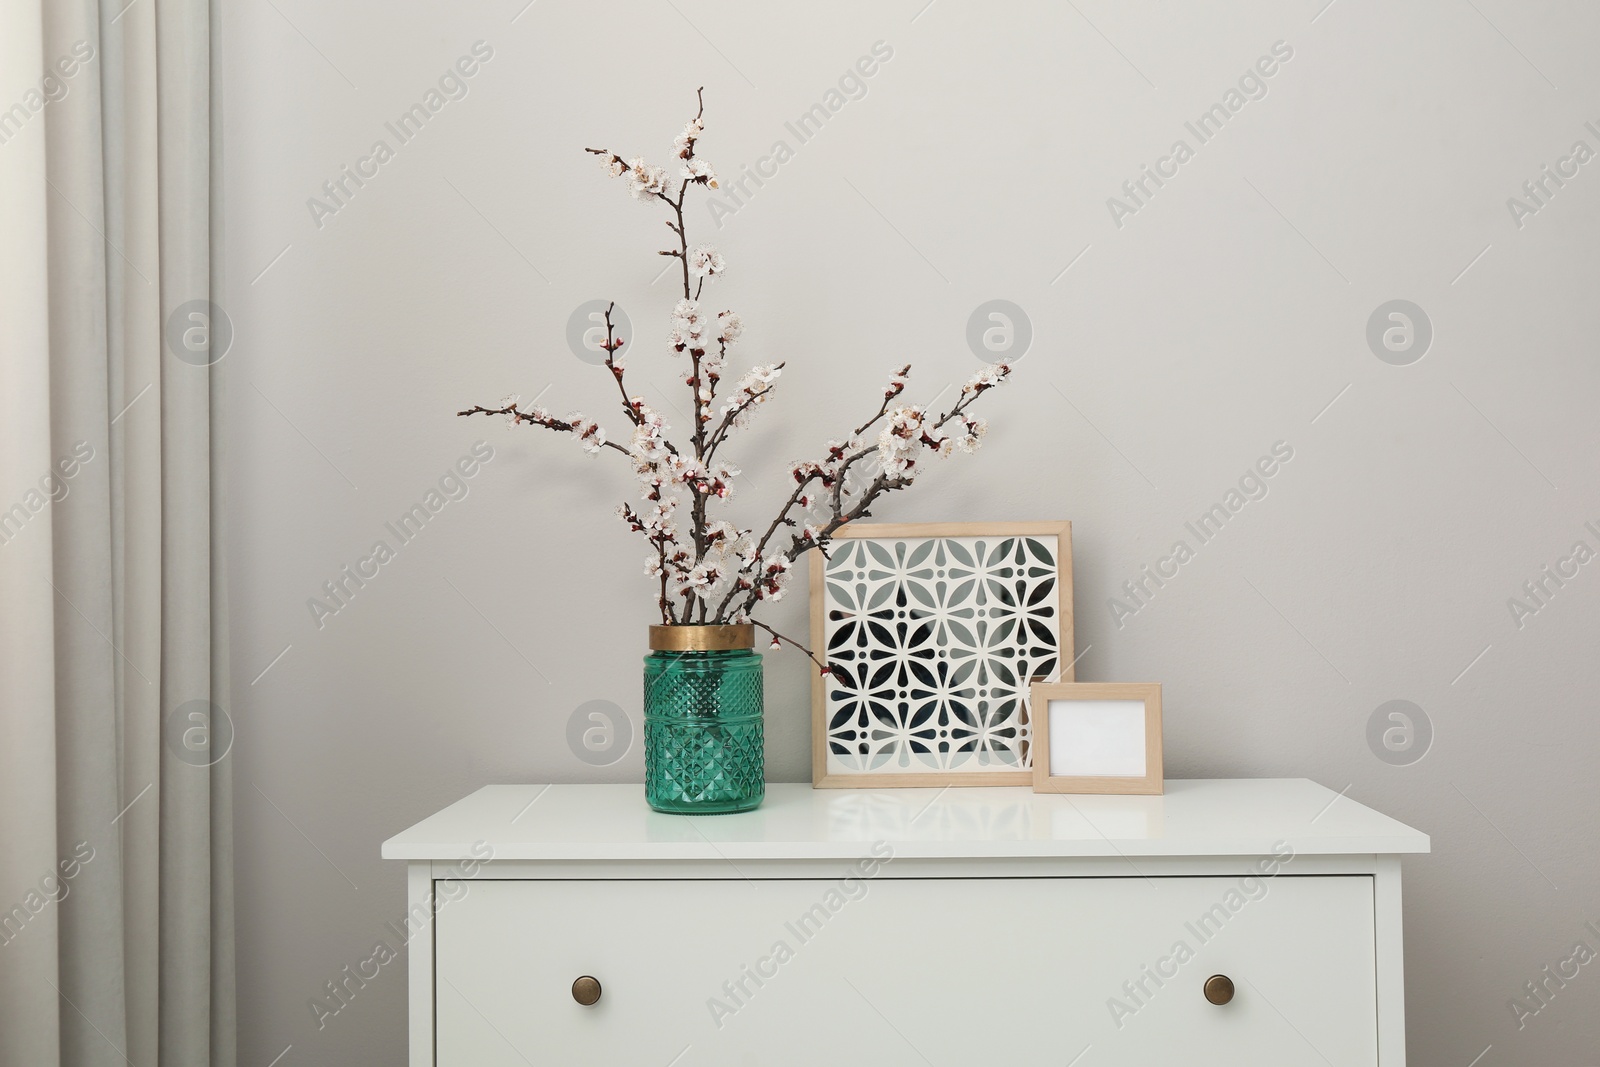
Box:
1029, 682, 1163, 795
811, 521, 1074, 788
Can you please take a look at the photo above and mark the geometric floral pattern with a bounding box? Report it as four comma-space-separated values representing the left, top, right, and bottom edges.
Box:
822, 535, 1062, 775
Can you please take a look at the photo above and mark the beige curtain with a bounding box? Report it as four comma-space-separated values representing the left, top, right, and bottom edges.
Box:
0, 0, 234, 1063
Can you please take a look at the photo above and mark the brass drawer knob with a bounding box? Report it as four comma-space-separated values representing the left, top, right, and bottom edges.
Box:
1203, 974, 1235, 1006
571, 976, 602, 1006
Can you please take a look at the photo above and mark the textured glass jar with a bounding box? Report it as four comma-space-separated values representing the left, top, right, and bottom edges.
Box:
643, 625, 764, 815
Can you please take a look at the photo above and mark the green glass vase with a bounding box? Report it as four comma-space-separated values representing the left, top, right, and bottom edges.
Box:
643, 625, 764, 815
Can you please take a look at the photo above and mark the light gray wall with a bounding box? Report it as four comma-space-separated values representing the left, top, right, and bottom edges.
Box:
222, 0, 1600, 1062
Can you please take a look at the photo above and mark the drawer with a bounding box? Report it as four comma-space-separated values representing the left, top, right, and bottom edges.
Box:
434, 875, 1376, 1065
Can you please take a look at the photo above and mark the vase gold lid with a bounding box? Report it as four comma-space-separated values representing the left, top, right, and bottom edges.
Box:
648, 624, 755, 651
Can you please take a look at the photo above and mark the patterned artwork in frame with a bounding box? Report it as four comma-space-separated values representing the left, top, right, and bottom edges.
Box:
810, 522, 1074, 787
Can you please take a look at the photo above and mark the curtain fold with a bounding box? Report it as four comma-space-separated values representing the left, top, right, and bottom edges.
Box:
0, 0, 234, 1064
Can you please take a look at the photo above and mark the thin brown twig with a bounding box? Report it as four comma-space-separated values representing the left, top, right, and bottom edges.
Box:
749, 619, 832, 675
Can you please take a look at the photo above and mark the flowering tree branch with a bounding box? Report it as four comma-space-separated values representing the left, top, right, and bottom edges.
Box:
458, 401, 629, 458
463, 91, 1013, 657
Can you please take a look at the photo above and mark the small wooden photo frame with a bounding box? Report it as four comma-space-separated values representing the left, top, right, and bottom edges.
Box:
1029, 682, 1163, 795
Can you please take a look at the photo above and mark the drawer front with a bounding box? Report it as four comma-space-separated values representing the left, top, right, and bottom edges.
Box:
435, 875, 1376, 1066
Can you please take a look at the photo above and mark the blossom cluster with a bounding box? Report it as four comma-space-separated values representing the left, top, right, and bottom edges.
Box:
464, 93, 1013, 641
688, 245, 724, 278
590, 150, 671, 203
674, 114, 718, 189
719, 363, 782, 432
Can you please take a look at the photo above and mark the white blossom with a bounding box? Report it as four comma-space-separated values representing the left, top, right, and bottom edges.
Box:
685, 562, 720, 590
952, 415, 988, 453
716, 311, 743, 346
681, 158, 718, 187
499, 393, 521, 429
625, 157, 669, 201
688, 245, 725, 278
675, 457, 708, 492
630, 412, 671, 463
619, 499, 684, 571
962, 361, 1012, 396
877, 405, 925, 479
633, 400, 668, 434
636, 466, 670, 500
568, 413, 607, 455
668, 299, 713, 355
642, 498, 679, 536
719, 363, 781, 431
754, 553, 793, 601
674, 117, 704, 158
710, 460, 740, 498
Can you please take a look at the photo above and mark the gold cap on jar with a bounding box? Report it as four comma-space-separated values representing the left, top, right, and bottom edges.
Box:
648, 624, 756, 651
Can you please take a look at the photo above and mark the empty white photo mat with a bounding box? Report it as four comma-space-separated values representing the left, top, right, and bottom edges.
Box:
1029, 682, 1163, 795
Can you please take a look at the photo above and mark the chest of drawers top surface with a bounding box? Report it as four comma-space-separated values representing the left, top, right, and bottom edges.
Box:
382, 778, 1428, 862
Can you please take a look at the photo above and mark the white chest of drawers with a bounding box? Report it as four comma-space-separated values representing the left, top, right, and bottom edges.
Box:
382, 779, 1428, 1066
